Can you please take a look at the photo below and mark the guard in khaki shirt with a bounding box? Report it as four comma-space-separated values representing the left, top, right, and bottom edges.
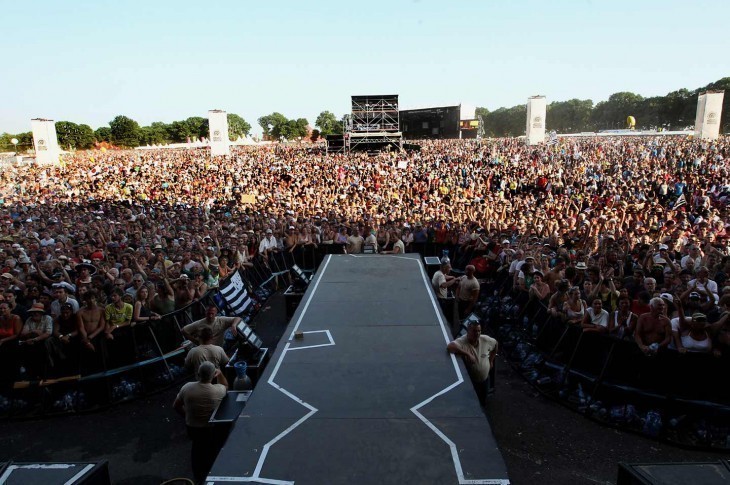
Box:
447, 321, 498, 405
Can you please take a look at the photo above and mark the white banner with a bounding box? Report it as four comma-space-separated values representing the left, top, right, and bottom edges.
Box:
525, 96, 546, 146
31, 118, 61, 164
208, 110, 230, 156
694, 91, 724, 140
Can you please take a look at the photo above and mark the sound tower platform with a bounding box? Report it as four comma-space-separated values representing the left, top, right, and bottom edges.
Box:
207, 254, 509, 484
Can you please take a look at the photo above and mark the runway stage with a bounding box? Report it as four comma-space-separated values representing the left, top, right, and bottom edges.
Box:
207, 254, 510, 484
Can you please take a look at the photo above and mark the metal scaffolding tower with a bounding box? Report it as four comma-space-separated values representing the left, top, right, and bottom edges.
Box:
346, 95, 402, 152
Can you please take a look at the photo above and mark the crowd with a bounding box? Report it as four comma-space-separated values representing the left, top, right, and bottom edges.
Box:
0, 135, 728, 384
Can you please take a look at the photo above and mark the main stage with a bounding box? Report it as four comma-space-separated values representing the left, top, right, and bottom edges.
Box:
207, 254, 509, 484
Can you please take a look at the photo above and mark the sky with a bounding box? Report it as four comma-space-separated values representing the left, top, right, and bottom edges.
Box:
1, 0, 728, 135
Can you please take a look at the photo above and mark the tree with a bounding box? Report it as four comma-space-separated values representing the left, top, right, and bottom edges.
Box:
168, 117, 208, 143
187, 117, 209, 141
315, 111, 342, 135
258, 112, 288, 139
76, 124, 95, 149
546, 99, 593, 133
139, 122, 171, 145
590, 92, 644, 130
278, 118, 309, 140
109, 115, 141, 147
482, 105, 526, 137
55, 121, 81, 150
475, 107, 489, 120
55, 121, 96, 150
95, 127, 112, 143
227, 113, 251, 141
0, 132, 33, 153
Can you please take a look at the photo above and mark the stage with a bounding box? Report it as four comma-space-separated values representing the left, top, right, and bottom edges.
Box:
207, 254, 509, 484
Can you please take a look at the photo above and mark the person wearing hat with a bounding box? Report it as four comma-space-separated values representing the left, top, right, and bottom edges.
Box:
74, 259, 97, 288
258, 228, 279, 261
447, 320, 498, 406
19, 302, 54, 377
0, 271, 25, 293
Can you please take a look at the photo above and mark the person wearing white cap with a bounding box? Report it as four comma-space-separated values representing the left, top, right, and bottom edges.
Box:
652, 244, 670, 264
258, 228, 278, 260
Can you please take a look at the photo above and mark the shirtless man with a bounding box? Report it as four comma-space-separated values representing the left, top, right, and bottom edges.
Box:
77, 291, 105, 352
544, 258, 566, 293
634, 297, 672, 355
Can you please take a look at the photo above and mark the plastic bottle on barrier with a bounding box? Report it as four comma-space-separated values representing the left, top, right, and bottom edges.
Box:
643, 411, 662, 437
233, 361, 253, 391
440, 250, 450, 265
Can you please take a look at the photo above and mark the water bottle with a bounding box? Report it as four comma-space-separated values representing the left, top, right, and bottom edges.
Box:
440, 250, 450, 265
643, 411, 662, 437
536, 376, 551, 386
233, 361, 253, 391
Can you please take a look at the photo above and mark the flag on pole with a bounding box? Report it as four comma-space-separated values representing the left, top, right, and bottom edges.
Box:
672, 193, 687, 210
218, 270, 253, 316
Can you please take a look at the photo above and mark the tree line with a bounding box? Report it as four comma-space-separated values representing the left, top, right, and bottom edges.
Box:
0, 113, 253, 151
1, 77, 727, 152
476, 77, 730, 137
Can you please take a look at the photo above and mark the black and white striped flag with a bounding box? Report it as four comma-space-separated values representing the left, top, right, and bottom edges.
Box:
672, 193, 687, 210
218, 270, 254, 316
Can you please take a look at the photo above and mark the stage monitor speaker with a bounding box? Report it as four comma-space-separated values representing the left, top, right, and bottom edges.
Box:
617, 461, 730, 485
0, 461, 111, 485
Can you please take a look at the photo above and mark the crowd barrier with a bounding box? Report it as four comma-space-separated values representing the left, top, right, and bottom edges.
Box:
0, 257, 282, 418
478, 275, 730, 451
8, 241, 728, 450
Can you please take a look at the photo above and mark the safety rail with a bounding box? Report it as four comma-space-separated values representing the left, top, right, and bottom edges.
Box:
0, 259, 282, 418
479, 275, 730, 451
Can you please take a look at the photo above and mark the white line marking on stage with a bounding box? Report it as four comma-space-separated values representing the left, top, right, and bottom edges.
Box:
208, 255, 508, 485
206, 477, 294, 484
286, 330, 336, 351
413, 260, 510, 485
64, 464, 96, 485
208, 256, 334, 485
287, 255, 331, 341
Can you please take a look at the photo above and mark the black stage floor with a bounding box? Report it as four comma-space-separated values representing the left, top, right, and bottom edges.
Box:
207, 254, 510, 484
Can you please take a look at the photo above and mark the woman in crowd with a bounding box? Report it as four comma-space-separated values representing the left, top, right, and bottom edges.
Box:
563, 287, 587, 325
582, 298, 610, 333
